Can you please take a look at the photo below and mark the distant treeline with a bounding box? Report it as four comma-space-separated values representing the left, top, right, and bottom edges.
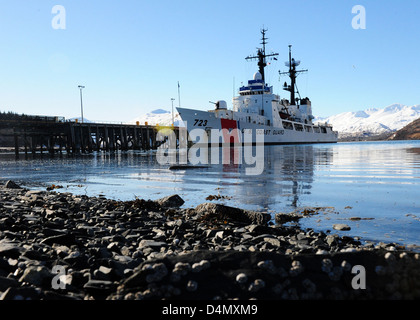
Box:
0, 111, 65, 122
0, 111, 25, 120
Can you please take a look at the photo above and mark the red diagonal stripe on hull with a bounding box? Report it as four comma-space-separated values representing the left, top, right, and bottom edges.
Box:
221, 119, 239, 143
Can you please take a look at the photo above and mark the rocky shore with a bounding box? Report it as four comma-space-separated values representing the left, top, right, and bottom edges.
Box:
1, 181, 420, 301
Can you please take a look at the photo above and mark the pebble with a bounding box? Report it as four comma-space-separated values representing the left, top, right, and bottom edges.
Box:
144, 263, 168, 283
173, 262, 191, 276
385, 252, 396, 262
289, 260, 304, 277
328, 266, 343, 281
236, 273, 248, 284
186, 280, 198, 292
257, 260, 277, 274
248, 279, 265, 292
341, 260, 352, 272
321, 259, 333, 273
302, 278, 317, 293
375, 265, 387, 276
191, 260, 211, 273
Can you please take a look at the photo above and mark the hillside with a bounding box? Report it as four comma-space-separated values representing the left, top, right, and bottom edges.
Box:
315, 104, 420, 140
388, 117, 420, 141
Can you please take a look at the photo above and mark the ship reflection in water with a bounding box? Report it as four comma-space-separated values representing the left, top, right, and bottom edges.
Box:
0, 140, 420, 246
208, 144, 332, 212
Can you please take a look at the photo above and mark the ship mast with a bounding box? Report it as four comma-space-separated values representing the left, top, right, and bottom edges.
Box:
245, 29, 279, 83
279, 45, 307, 106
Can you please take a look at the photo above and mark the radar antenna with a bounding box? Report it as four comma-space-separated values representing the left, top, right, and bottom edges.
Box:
245, 29, 279, 83
279, 45, 308, 106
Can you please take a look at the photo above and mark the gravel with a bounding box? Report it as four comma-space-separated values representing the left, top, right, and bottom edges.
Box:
0, 181, 420, 300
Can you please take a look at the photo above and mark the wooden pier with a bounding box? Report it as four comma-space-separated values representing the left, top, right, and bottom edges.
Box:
0, 117, 179, 157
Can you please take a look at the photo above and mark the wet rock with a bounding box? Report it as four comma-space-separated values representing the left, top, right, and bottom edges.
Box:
263, 237, 281, 247
172, 262, 191, 278
40, 233, 77, 247
0, 240, 24, 258
236, 273, 248, 284
144, 263, 168, 283
321, 258, 333, 273
326, 234, 338, 246
22, 249, 50, 261
191, 260, 211, 273
257, 260, 277, 274
19, 265, 52, 287
83, 279, 115, 294
0, 286, 42, 300
194, 203, 270, 225
333, 224, 351, 231
328, 266, 343, 281
42, 290, 83, 300
248, 279, 265, 292
63, 251, 89, 269
94, 266, 113, 281
3, 180, 22, 189
138, 240, 167, 250
0, 276, 19, 291
275, 212, 301, 224
289, 260, 304, 277
155, 195, 185, 208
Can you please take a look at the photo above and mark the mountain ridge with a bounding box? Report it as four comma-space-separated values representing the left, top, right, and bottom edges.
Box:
315, 103, 420, 139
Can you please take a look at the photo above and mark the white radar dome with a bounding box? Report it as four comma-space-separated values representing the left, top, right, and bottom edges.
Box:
253, 72, 262, 81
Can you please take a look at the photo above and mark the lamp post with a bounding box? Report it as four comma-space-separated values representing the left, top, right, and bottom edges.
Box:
78, 85, 85, 123
171, 98, 175, 126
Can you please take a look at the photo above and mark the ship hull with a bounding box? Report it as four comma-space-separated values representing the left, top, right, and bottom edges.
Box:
177, 107, 338, 146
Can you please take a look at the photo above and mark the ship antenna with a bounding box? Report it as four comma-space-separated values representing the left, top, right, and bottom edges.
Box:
245, 28, 279, 83
279, 45, 308, 105
261, 28, 267, 58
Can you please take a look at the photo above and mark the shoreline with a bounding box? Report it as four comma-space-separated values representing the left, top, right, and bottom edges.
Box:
1, 181, 420, 300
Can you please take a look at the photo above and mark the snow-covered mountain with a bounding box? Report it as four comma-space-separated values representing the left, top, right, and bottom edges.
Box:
315, 104, 420, 139
69, 117, 92, 123
130, 109, 184, 127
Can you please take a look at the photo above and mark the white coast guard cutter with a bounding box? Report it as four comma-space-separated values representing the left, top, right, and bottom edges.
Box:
177, 29, 338, 145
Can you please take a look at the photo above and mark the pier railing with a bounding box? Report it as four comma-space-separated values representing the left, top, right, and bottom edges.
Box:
0, 118, 179, 157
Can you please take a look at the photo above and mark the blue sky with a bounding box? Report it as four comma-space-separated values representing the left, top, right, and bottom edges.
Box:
0, 0, 419, 121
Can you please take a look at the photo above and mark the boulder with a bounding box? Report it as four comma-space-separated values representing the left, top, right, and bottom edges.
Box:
333, 224, 351, 231
0, 240, 24, 258
155, 194, 185, 208
19, 265, 52, 287
194, 203, 270, 225
3, 180, 22, 189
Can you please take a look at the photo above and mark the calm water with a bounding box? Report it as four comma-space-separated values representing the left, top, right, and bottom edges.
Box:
1, 140, 420, 247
